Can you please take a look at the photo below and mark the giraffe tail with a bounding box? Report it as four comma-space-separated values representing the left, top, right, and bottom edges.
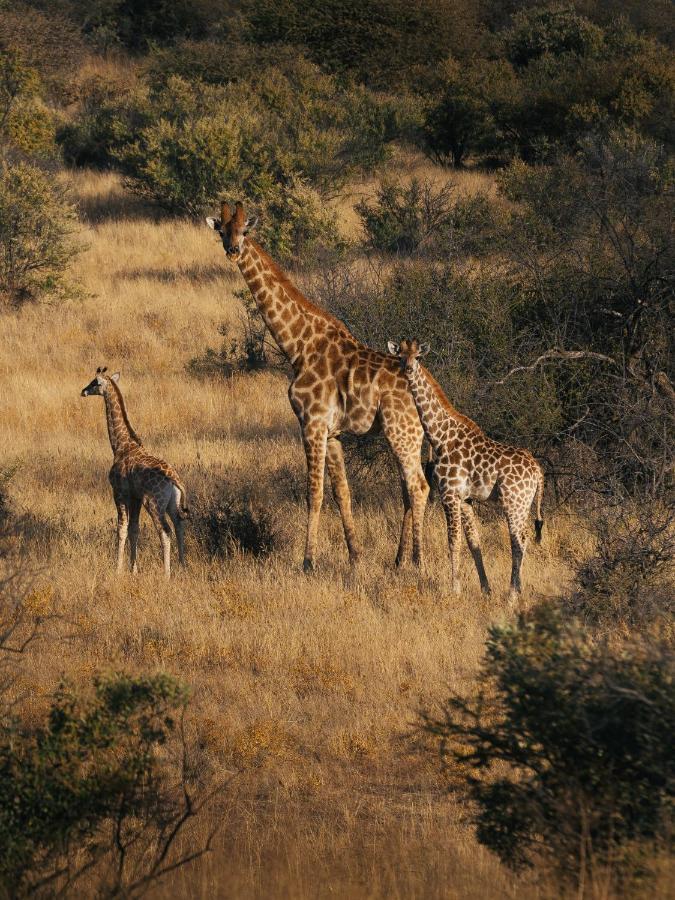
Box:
173, 479, 190, 519
533, 465, 544, 544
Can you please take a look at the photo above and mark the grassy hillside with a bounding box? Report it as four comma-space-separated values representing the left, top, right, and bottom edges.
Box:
0, 166, 607, 898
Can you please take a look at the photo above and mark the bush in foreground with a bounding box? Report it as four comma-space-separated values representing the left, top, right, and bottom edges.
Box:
422, 608, 674, 890
0, 672, 215, 897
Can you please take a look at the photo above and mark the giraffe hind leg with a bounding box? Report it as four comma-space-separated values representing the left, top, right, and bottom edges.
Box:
461, 502, 491, 595
146, 496, 172, 578
505, 502, 528, 602
326, 436, 360, 564
128, 497, 142, 574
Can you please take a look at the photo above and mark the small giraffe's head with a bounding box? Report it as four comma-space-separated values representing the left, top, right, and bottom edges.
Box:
206, 200, 258, 258
388, 339, 430, 375
81, 366, 120, 397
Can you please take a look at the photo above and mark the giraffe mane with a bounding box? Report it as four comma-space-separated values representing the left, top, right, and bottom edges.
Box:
249, 240, 355, 338
420, 364, 484, 434
108, 378, 143, 445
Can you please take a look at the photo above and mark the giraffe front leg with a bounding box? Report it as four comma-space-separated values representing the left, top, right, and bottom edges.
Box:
326, 436, 360, 564
461, 502, 491, 595
302, 423, 328, 573
115, 502, 129, 574
441, 490, 462, 595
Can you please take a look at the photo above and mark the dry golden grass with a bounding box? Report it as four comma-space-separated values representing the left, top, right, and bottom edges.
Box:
1, 169, 649, 898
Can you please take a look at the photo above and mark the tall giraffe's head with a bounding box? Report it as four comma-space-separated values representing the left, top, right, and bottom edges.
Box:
206, 200, 258, 258
388, 339, 430, 375
81, 366, 120, 397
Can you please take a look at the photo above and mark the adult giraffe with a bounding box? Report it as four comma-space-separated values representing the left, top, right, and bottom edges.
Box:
206, 201, 429, 571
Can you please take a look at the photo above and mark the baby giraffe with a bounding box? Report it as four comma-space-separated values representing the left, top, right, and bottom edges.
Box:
389, 340, 544, 600
81, 367, 188, 577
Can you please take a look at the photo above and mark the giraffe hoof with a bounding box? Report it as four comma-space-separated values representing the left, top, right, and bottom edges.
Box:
303, 558, 315, 574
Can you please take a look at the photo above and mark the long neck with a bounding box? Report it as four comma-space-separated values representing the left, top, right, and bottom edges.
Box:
103, 382, 141, 456
236, 239, 354, 367
406, 363, 474, 450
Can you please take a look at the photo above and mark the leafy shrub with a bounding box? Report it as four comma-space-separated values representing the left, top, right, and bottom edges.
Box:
0, 49, 58, 159
504, 3, 605, 68
422, 58, 516, 167
195, 485, 278, 559
57, 74, 144, 168
356, 177, 504, 258
423, 608, 675, 888
356, 178, 455, 255
569, 500, 674, 629
0, 161, 80, 305
0, 672, 214, 897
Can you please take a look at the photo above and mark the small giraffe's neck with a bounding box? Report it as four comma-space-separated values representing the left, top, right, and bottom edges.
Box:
237, 239, 353, 367
103, 381, 141, 456
405, 363, 479, 450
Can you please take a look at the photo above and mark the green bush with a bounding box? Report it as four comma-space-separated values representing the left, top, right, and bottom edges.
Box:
504, 3, 605, 68
423, 608, 674, 887
0, 49, 58, 159
0, 672, 213, 897
356, 178, 456, 255
57, 74, 145, 168
422, 58, 517, 167
0, 161, 80, 305
118, 78, 249, 216
356, 177, 504, 258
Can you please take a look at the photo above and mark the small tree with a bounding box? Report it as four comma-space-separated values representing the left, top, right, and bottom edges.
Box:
0, 161, 80, 305
422, 608, 674, 890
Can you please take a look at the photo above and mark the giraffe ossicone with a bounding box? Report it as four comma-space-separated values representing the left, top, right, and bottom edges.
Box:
81, 368, 188, 578
207, 200, 430, 571
392, 338, 544, 600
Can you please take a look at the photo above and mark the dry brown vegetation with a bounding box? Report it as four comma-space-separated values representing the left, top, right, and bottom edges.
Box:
1, 168, 667, 899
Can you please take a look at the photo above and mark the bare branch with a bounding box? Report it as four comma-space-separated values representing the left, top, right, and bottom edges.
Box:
494, 349, 618, 385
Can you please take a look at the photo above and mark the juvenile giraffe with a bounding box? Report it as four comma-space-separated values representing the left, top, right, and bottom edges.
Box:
389, 340, 544, 599
81, 367, 188, 577
207, 201, 429, 571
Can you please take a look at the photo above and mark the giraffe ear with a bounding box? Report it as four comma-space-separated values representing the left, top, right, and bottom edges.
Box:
206, 217, 221, 231
419, 343, 431, 356
387, 341, 400, 356
110, 372, 121, 383
243, 215, 258, 234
